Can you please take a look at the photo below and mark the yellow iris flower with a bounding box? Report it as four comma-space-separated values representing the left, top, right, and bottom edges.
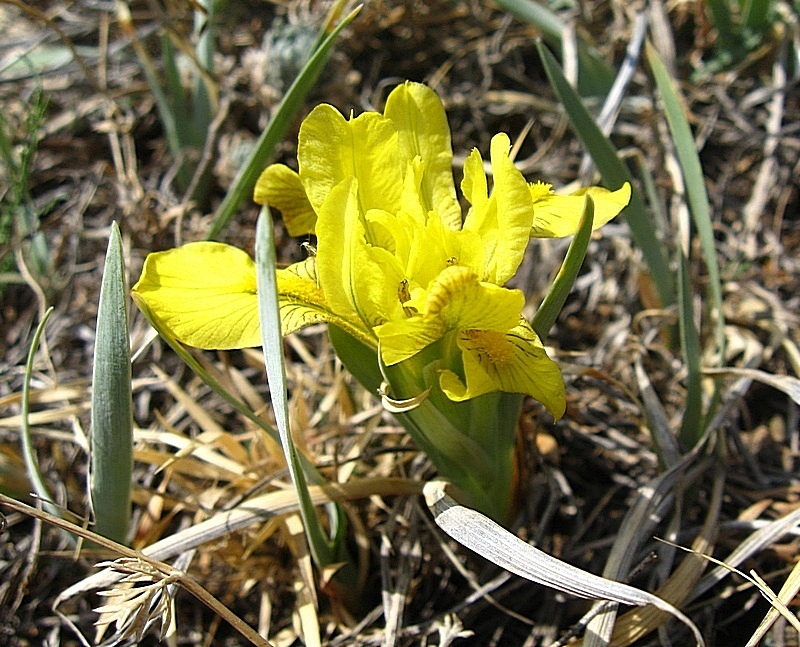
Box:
132, 82, 630, 420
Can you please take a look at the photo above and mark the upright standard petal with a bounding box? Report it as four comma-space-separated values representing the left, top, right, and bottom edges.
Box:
529, 181, 631, 238
315, 178, 394, 340
487, 133, 539, 285
384, 82, 461, 228
298, 105, 402, 216
462, 133, 535, 286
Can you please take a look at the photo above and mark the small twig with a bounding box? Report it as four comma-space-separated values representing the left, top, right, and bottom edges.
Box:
742, 30, 789, 255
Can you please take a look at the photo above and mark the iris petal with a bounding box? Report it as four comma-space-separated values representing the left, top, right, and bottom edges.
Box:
530, 182, 631, 238
132, 242, 260, 350
254, 164, 316, 236
462, 133, 535, 285
376, 265, 524, 366
132, 242, 371, 350
299, 106, 402, 215
439, 319, 566, 418
384, 82, 461, 228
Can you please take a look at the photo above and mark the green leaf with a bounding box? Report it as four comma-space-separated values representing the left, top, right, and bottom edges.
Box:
677, 247, 704, 447
536, 41, 675, 307
20, 308, 58, 512
646, 42, 726, 365
531, 194, 594, 339
255, 205, 338, 568
90, 222, 133, 544
704, 0, 736, 53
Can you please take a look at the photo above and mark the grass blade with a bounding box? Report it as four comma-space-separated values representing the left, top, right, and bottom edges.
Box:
536, 41, 675, 307
205, 3, 361, 241
646, 42, 725, 365
90, 222, 133, 544
20, 307, 59, 517
255, 205, 334, 568
703, 0, 736, 54
677, 248, 704, 447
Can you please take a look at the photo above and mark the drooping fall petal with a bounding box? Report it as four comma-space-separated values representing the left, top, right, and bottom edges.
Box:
530, 181, 631, 238
132, 242, 371, 350
439, 319, 566, 418
276, 257, 374, 346
376, 265, 525, 366
131, 242, 261, 350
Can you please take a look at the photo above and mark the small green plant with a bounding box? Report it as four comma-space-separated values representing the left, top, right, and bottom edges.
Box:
0, 82, 54, 292
117, 0, 216, 198
701, 0, 786, 74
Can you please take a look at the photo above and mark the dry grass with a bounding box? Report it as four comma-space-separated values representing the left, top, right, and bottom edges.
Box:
1, 0, 798, 645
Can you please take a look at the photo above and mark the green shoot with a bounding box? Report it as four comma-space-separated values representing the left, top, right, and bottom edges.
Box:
90, 223, 133, 544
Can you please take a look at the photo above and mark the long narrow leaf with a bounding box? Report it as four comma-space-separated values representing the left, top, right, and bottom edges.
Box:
536, 41, 675, 307
161, 34, 190, 149
703, 0, 736, 54
255, 205, 334, 568
677, 248, 704, 447
90, 222, 133, 544
531, 194, 594, 339
20, 307, 59, 518
205, 4, 360, 241
646, 43, 725, 365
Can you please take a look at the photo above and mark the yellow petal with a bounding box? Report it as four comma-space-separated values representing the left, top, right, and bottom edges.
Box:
463, 133, 535, 286
377, 265, 524, 366
530, 182, 631, 238
278, 258, 373, 347
439, 319, 566, 417
299, 105, 402, 215
315, 178, 391, 338
254, 164, 316, 236
460, 147, 488, 216
131, 242, 261, 350
132, 243, 369, 351
488, 133, 538, 284
384, 81, 461, 228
